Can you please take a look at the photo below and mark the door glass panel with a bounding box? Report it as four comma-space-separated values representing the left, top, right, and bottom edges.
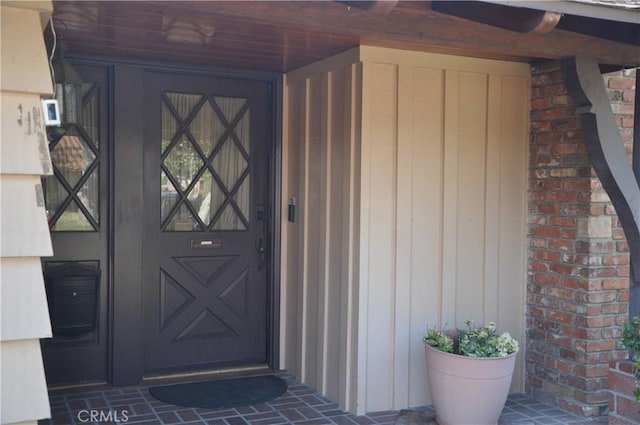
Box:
54, 199, 94, 231
163, 93, 203, 154
234, 178, 250, 225
45, 178, 68, 218
191, 102, 223, 157
193, 170, 224, 227
237, 111, 251, 154
161, 102, 179, 154
164, 138, 203, 191
78, 175, 99, 222
161, 92, 250, 232
44, 82, 100, 232
50, 134, 96, 187
215, 97, 251, 155
161, 171, 178, 221
167, 93, 202, 120
80, 84, 99, 148
212, 139, 248, 191
212, 204, 245, 231
167, 204, 203, 232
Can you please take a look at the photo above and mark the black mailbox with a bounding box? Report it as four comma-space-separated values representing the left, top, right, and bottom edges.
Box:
44, 263, 100, 338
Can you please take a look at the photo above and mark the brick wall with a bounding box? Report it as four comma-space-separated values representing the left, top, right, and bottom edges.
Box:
527, 61, 634, 417
609, 361, 640, 425
604, 67, 638, 424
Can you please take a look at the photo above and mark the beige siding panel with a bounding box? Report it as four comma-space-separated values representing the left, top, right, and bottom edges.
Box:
286, 48, 360, 85
2, 0, 52, 28
0, 6, 53, 95
0, 175, 53, 257
303, 75, 322, 388
497, 75, 529, 393
405, 67, 446, 407
360, 62, 398, 413
1, 3, 54, 423
0, 258, 52, 341
484, 75, 502, 321
324, 69, 344, 401
338, 62, 361, 412
358, 51, 528, 411
283, 47, 528, 414
455, 72, 489, 325
360, 46, 530, 77
441, 70, 460, 326
0, 339, 50, 423
1, 93, 53, 176
394, 65, 413, 409
280, 74, 300, 375
283, 51, 362, 413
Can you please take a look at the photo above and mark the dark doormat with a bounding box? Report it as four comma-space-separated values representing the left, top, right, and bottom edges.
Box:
148, 375, 288, 409
394, 409, 437, 425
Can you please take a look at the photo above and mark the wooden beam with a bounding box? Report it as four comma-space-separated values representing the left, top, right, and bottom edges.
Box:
562, 57, 640, 282
170, 1, 640, 67
558, 14, 640, 46
431, 1, 561, 34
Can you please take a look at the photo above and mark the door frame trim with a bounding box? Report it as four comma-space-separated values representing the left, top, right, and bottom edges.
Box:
70, 55, 282, 386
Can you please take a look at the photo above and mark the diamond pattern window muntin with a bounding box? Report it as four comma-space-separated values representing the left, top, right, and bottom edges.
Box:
45, 82, 101, 232
212, 139, 248, 191
160, 92, 252, 232
53, 199, 94, 232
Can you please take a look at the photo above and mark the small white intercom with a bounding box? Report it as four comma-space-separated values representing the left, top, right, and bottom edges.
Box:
42, 99, 61, 126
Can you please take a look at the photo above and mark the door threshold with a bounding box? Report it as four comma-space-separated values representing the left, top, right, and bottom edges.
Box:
142, 364, 271, 385
47, 365, 273, 394
48, 380, 110, 394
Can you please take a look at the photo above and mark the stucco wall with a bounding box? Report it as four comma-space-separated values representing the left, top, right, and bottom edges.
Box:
282, 46, 530, 415
0, 2, 54, 424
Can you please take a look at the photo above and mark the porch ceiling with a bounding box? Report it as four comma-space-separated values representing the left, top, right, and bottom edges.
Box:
50, 1, 640, 72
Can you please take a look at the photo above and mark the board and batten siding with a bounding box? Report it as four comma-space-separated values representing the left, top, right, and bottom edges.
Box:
282, 49, 362, 412
282, 46, 529, 415
1, 2, 55, 424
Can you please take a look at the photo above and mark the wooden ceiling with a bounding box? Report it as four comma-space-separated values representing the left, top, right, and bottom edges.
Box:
50, 1, 640, 73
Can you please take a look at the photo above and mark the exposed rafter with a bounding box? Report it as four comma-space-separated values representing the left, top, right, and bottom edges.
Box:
562, 57, 640, 282
431, 1, 562, 34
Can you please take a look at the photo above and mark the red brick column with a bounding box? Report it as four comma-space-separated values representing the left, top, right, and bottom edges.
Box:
527, 61, 633, 417
605, 68, 638, 425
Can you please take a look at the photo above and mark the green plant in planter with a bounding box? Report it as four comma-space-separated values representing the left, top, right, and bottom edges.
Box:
621, 316, 640, 402
423, 319, 519, 424
423, 319, 518, 358
423, 328, 454, 353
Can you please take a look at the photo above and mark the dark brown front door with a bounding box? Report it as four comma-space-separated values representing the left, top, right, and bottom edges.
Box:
142, 72, 271, 374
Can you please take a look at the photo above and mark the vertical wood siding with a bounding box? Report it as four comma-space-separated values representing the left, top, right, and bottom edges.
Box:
359, 47, 529, 413
283, 47, 529, 415
282, 49, 362, 412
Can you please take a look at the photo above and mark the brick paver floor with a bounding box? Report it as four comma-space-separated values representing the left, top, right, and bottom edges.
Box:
39, 373, 608, 425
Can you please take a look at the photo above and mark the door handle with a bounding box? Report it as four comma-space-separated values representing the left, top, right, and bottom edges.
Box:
256, 233, 266, 270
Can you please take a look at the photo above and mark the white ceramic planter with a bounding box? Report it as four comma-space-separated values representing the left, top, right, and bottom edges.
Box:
424, 344, 517, 425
